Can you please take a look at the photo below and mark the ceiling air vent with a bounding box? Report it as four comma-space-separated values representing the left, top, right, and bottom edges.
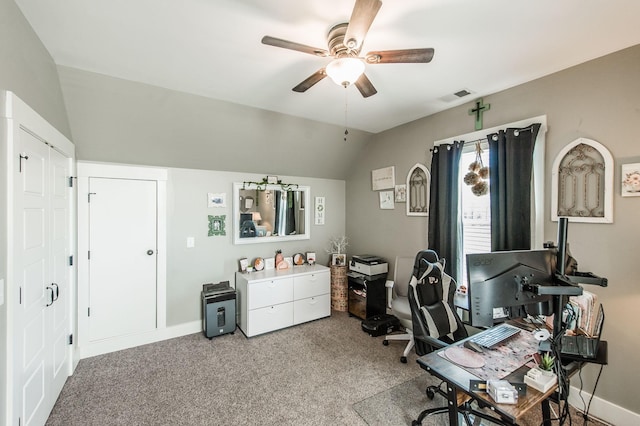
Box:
439, 88, 474, 103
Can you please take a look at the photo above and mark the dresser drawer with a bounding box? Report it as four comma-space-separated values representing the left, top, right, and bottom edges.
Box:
293, 271, 330, 300
248, 277, 293, 310
248, 303, 294, 336
293, 294, 331, 325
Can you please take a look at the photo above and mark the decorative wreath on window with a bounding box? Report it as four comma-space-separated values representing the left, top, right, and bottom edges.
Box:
463, 142, 489, 196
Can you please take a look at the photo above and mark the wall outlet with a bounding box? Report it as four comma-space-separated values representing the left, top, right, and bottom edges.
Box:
187, 237, 195, 248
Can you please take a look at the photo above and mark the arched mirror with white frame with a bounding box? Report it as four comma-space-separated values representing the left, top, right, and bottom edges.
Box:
406, 163, 430, 216
551, 138, 613, 223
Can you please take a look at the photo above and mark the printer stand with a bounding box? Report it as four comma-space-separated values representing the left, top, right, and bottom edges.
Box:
347, 272, 387, 320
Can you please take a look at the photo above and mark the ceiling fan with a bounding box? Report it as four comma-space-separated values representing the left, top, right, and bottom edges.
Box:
261, 0, 435, 98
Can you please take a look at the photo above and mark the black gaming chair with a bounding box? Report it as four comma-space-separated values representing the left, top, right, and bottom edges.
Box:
408, 250, 501, 426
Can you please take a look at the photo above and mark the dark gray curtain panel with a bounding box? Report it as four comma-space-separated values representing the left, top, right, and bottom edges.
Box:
428, 141, 464, 282
488, 123, 541, 251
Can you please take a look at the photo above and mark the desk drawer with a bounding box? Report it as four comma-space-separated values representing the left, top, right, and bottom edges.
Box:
294, 271, 330, 300
248, 277, 293, 310
248, 303, 294, 336
294, 294, 330, 325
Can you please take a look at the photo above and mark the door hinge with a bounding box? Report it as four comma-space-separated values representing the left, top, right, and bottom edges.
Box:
88, 307, 90, 317
68, 334, 73, 345
68, 176, 77, 187
88, 192, 96, 202
88, 251, 90, 260
69, 255, 74, 266
19, 286, 22, 304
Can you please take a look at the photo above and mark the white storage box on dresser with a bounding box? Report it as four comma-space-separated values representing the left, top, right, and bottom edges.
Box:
236, 265, 330, 337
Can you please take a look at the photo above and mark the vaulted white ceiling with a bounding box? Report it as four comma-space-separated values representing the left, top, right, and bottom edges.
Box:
15, 0, 640, 133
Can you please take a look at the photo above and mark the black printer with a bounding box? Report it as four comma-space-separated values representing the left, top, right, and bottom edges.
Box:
347, 255, 388, 320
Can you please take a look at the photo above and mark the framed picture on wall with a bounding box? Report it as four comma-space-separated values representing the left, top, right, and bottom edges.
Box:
379, 190, 395, 209
208, 192, 226, 207
394, 184, 406, 202
622, 163, 640, 197
372, 166, 395, 190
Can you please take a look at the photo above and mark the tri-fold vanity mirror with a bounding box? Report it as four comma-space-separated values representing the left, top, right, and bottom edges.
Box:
233, 182, 310, 244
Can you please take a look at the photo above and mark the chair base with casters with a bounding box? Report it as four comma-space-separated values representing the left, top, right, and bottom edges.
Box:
382, 330, 414, 363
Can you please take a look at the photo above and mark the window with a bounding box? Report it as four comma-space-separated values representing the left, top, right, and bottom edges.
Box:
459, 141, 492, 287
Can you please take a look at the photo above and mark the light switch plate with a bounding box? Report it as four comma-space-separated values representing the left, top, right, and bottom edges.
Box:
187, 237, 195, 248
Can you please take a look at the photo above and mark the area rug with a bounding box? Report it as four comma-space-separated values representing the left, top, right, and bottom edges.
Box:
353, 375, 448, 426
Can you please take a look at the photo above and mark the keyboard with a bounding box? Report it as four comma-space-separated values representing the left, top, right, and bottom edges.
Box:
471, 324, 521, 348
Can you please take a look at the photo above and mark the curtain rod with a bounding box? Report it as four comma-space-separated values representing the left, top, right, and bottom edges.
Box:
429, 124, 538, 152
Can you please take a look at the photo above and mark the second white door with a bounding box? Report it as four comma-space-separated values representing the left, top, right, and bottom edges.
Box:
88, 177, 158, 341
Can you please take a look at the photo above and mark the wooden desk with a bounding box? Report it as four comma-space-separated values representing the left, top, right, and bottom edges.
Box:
414, 324, 591, 426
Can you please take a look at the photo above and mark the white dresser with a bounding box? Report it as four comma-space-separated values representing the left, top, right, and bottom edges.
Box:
235, 265, 331, 337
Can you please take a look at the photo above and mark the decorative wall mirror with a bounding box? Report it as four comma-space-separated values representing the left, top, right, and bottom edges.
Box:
406, 163, 430, 216
233, 182, 311, 244
551, 138, 613, 223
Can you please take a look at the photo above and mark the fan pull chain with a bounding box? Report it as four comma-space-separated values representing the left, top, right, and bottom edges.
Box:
344, 87, 349, 142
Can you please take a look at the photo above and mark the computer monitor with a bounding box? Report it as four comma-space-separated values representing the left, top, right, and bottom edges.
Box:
466, 249, 556, 328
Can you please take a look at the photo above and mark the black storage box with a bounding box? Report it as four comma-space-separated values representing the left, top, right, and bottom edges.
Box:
361, 314, 401, 337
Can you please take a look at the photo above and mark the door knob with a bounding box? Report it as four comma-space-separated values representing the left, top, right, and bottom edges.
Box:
147, 250, 154, 255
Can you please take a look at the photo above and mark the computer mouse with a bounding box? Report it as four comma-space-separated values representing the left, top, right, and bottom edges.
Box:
464, 340, 484, 353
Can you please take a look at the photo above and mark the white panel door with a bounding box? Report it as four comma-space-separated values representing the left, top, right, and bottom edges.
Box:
88, 178, 158, 341
49, 148, 71, 397
13, 131, 53, 426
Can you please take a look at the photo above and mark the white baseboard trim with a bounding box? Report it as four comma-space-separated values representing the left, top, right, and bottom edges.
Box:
569, 384, 639, 426
78, 320, 202, 359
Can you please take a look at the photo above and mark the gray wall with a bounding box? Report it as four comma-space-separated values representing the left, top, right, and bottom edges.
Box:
346, 44, 640, 414
57, 66, 356, 327
0, 0, 72, 419
165, 168, 345, 326
57, 66, 371, 180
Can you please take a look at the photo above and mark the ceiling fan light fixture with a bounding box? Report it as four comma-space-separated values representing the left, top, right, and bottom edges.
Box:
326, 57, 365, 87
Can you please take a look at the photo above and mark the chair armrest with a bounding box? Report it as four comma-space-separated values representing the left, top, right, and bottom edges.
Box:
413, 334, 449, 351
385, 280, 394, 309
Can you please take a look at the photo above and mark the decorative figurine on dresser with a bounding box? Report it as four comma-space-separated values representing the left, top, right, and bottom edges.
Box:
347, 255, 388, 320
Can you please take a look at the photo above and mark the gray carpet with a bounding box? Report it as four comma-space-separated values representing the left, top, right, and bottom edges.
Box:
46, 312, 608, 425
47, 312, 425, 425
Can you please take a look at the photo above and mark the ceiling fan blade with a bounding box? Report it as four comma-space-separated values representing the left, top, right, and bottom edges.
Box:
261, 36, 329, 57
292, 69, 327, 93
365, 48, 435, 64
344, 0, 382, 51
354, 73, 377, 98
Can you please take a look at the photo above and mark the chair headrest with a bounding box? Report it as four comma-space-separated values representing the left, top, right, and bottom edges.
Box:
413, 250, 439, 279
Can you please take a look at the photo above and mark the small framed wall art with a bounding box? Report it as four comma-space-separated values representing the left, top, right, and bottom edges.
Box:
379, 190, 395, 209
208, 215, 226, 236
371, 166, 395, 191
622, 163, 640, 197
208, 193, 226, 208
394, 184, 406, 202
